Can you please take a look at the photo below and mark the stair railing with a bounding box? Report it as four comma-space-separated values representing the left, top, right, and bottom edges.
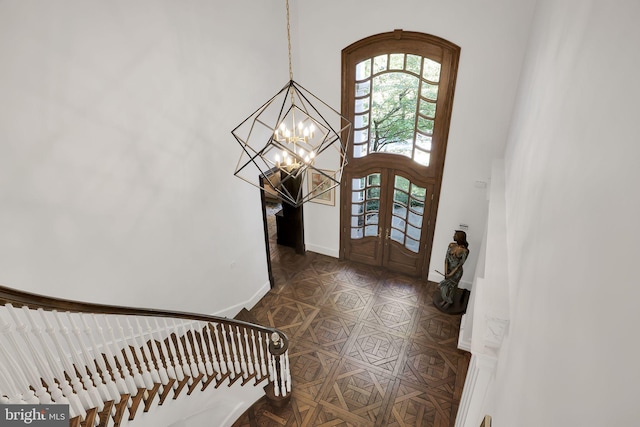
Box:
0, 285, 291, 427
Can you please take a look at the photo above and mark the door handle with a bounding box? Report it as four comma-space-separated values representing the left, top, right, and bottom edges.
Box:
385, 228, 390, 240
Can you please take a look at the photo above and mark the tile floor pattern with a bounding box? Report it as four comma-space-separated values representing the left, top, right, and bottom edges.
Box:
232, 210, 470, 427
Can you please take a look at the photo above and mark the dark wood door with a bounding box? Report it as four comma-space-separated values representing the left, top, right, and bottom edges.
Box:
343, 167, 434, 277
382, 170, 434, 276
339, 31, 460, 279
343, 168, 387, 267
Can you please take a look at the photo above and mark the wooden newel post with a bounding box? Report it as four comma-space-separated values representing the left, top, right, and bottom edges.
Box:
265, 332, 291, 407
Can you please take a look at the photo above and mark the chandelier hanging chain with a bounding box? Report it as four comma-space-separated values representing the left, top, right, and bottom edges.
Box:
285, 0, 294, 82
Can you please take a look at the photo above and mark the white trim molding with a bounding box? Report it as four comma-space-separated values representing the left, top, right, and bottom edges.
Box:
213, 281, 271, 318
455, 160, 510, 427
455, 353, 498, 427
484, 316, 509, 350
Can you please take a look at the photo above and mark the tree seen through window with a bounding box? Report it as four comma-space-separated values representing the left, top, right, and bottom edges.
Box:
353, 53, 441, 166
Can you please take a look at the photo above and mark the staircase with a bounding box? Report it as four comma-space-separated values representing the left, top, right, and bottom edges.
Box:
0, 285, 291, 427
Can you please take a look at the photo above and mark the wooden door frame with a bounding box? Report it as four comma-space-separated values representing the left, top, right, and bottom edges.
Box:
259, 175, 275, 289
339, 30, 460, 280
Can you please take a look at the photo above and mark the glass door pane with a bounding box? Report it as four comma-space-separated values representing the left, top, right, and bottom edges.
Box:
390, 175, 426, 253
350, 173, 381, 239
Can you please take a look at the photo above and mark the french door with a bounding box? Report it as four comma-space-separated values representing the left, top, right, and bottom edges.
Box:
339, 30, 460, 279
344, 167, 434, 276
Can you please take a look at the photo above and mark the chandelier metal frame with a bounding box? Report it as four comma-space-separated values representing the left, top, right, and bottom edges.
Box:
231, 0, 351, 208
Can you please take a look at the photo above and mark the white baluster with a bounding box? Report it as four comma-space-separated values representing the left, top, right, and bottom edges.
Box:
258, 331, 267, 377
212, 323, 229, 376
251, 330, 261, 379
220, 324, 235, 378
79, 314, 120, 402
145, 317, 173, 385
279, 354, 287, 395
0, 363, 25, 403
228, 324, 241, 374
135, 317, 164, 384
20, 305, 75, 412
266, 334, 274, 380
151, 318, 177, 382
66, 312, 111, 405
138, 318, 168, 384
113, 317, 148, 390
42, 310, 97, 410
89, 314, 129, 396
284, 350, 291, 393
203, 323, 221, 380
132, 318, 161, 384
201, 325, 215, 377
187, 321, 206, 376
0, 365, 14, 403
159, 318, 185, 386
1, 306, 52, 403
192, 321, 213, 376
19, 307, 84, 419
0, 307, 40, 404
170, 319, 192, 380
176, 320, 198, 379
0, 367, 12, 403
121, 317, 154, 389
244, 327, 255, 376
101, 315, 138, 395
236, 326, 248, 379
270, 354, 280, 397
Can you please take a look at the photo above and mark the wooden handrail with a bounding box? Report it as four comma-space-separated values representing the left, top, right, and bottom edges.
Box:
0, 284, 291, 426
0, 285, 288, 349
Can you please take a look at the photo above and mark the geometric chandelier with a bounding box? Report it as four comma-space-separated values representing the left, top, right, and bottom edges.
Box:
231, 0, 351, 208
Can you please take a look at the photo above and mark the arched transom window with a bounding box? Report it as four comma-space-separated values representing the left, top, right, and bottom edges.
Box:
352, 53, 442, 166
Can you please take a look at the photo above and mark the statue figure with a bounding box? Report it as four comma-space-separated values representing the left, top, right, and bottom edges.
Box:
437, 230, 469, 309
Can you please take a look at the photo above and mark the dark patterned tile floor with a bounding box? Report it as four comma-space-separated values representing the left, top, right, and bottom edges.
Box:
232, 211, 469, 426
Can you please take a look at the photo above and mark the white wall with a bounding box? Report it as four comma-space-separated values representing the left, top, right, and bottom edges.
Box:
493, 0, 640, 425
0, 0, 287, 314
294, 0, 536, 283
0, 0, 539, 313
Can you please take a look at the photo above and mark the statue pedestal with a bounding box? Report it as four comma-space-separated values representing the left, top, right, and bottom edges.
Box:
432, 288, 470, 315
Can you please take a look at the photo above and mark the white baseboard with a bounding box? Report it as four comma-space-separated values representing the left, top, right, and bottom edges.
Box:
305, 244, 339, 258
213, 281, 271, 318
458, 313, 472, 352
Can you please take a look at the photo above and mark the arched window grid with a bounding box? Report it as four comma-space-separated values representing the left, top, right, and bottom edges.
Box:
352, 52, 442, 166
